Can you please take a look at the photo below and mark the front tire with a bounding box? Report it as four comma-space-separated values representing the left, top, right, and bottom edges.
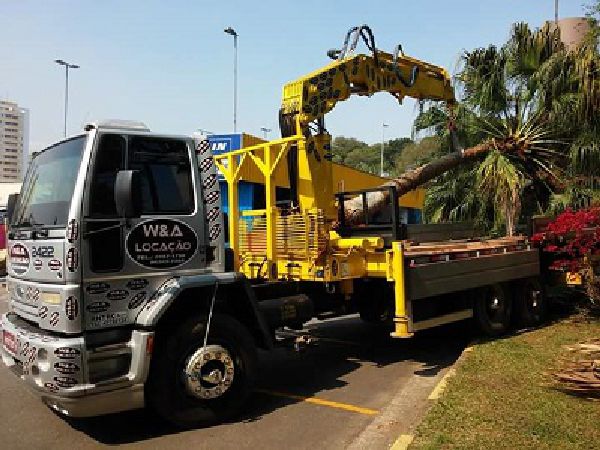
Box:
146, 313, 258, 428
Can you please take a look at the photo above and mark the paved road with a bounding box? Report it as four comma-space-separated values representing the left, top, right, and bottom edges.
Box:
0, 288, 468, 450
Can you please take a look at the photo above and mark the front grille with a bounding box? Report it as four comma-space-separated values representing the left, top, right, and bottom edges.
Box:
8, 281, 41, 324
6, 278, 83, 334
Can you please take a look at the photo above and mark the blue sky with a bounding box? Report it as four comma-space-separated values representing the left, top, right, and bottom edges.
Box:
0, 0, 589, 153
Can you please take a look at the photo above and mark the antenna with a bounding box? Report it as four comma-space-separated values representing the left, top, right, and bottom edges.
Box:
555, 0, 559, 24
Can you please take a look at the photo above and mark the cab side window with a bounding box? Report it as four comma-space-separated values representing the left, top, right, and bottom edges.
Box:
87, 134, 126, 272
89, 134, 126, 217
128, 137, 194, 215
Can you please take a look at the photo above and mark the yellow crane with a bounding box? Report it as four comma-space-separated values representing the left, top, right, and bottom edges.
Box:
213, 25, 467, 337
278, 24, 455, 216
215, 24, 455, 272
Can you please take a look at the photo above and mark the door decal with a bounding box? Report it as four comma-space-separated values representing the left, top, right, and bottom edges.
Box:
126, 218, 198, 269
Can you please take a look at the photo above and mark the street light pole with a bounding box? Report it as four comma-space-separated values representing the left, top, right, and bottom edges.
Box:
381, 123, 389, 176
260, 127, 271, 140
54, 59, 80, 138
224, 27, 238, 133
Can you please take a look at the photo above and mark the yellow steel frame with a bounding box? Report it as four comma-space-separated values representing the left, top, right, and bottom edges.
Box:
215, 138, 418, 337
277, 50, 454, 216
214, 136, 297, 271
389, 241, 413, 338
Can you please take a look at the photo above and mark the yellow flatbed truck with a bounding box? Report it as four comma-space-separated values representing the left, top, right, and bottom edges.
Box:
215, 24, 542, 339
1, 26, 542, 427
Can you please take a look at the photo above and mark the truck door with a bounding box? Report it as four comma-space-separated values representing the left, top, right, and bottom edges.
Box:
82, 133, 205, 330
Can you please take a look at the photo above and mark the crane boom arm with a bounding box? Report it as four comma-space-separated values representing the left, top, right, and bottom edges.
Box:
281, 49, 455, 129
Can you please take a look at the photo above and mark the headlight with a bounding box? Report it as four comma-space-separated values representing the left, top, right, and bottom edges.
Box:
40, 292, 61, 305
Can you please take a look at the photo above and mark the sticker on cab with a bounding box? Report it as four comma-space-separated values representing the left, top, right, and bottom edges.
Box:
10, 243, 30, 275
126, 219, 198, 269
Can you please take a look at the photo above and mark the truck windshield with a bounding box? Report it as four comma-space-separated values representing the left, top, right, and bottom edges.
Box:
12, 136, 86, 228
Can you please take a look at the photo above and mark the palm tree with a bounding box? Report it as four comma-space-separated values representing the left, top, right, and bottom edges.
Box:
345, 22, 572, 235
423, 166, 489, 226
477, 151, 524, 235
344, 112, 559, 235
534, 16, 600, 212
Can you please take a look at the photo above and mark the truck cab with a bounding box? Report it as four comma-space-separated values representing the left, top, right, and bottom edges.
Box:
0, 120, 245, 419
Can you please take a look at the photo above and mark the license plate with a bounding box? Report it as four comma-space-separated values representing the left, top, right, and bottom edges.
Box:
2, 330, 18, 356
566, 272, 582, 285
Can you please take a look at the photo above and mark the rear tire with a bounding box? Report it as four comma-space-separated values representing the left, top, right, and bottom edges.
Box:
357, 281, 394, 325
473, 284, 512, 336
358, 300, 393, 325
514, 278, 546, 327
146, 313, 258, 428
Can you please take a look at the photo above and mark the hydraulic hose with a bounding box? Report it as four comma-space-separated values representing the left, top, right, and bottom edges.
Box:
279, 108, 299, 207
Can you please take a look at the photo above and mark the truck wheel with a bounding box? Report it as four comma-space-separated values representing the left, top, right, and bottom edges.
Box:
359, 300, 392, 325
146, 313, 258, 427
357, 282, 393, 325
514, 278, 546, 327
473, 284, 512, 336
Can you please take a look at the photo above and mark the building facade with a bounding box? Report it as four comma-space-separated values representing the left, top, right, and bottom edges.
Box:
0, 100, 29, 181
547, 17, 591, 51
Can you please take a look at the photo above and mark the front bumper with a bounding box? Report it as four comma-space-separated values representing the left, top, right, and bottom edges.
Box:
1, 312, 153, 417
42, 384, 145, 417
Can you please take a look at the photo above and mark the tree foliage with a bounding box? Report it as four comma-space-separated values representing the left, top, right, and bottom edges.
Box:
418, 16, 600, 234
331, 135, 413, 175
394, 136, 442, 174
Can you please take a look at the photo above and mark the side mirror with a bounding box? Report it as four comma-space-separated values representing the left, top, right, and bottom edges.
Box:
6, 193, 19, 224
114, 170, 142, 218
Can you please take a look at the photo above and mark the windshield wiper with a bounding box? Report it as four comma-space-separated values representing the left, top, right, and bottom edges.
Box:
11, 216, 49, 238
13, 220, 34, 228
32, 226, 49, 239
8, 220, 40, 239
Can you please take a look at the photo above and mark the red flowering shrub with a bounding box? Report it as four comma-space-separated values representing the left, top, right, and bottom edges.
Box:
532, 207, 600, 273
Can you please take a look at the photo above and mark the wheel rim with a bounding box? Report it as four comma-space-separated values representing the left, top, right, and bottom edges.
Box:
183, 344, 235, 400
525, 284, 543, 317
485, 287, 506, 325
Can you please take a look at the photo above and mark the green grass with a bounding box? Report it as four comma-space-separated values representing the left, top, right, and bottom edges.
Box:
411, 317, 600, 450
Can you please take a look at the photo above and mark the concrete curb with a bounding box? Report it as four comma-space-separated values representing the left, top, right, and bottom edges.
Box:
390, 434, 414, 450
426, 341, 476, 401
348, 340, 478, 449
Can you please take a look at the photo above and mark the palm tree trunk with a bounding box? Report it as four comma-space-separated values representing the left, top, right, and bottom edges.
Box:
505, 206, 514, 237
343, 141, 493, 224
